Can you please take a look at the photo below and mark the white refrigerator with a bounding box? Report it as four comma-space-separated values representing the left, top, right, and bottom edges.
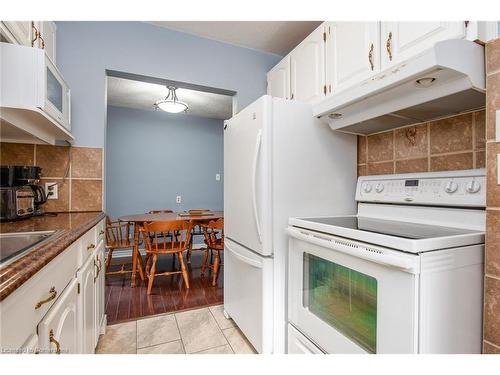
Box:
223, 95, 357, 353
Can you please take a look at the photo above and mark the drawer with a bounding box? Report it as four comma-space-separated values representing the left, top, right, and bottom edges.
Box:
95, 219, 105, 245
0, 241, 79, 351
78, 226, 97, 266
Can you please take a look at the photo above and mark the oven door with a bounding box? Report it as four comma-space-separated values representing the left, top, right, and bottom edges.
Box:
287, 226, 420, 354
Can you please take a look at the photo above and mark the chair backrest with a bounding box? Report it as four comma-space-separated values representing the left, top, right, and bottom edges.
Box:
143, 220, 193, 252
106, 219, 131, 245
188, 208, 211, 214
148, 209, 174, 214
202, 218, 224, 248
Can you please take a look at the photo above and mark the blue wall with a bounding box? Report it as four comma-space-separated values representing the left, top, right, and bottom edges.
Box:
106, 106, 223, 218
56, 21, 281, 147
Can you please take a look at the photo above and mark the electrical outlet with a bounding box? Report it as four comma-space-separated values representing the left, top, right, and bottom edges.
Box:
497, 154, 500, 185
45, 182, 58, 200
216, 173, 221, 181
496, 110, 500, 143
176, 195, 182, 204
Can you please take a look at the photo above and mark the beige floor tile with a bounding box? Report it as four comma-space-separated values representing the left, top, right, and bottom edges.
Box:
137, 340, 185, 354
137, 314, 180, 349
96, 321, 136, 354
223, 327, 257, 354
193, 344, 234, 354
175, 308, 228, 353
209, 304, 236, 330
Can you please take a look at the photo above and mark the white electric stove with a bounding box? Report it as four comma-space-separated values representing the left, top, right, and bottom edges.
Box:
287, 169, 486, 354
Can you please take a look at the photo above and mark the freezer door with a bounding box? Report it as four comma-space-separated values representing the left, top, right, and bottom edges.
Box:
224, 96, 271, 256
223, 238, 273, 353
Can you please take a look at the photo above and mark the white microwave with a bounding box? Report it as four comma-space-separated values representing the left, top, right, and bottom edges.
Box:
0, 42, 71, 131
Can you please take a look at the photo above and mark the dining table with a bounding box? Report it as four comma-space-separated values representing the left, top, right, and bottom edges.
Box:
118, 211, 224, 287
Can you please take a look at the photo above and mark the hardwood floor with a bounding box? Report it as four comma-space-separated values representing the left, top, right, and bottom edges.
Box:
105, 250, 223, 325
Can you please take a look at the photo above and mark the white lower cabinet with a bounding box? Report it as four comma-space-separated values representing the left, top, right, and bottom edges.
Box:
78, 251, 96, 354
0, 219, 106, 354
38, 279, 79, 354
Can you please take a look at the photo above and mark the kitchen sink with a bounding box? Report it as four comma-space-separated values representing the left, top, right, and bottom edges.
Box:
0, 231, 56, 267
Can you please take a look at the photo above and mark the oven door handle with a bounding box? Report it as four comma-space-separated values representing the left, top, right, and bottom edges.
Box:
286, 227, 414, 271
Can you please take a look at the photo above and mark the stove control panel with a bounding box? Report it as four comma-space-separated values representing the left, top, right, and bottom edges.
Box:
356, 169, 485, 207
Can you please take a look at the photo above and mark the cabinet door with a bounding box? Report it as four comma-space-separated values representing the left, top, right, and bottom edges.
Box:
381, 22, 466, 69
290, 24, 326, 102
326, 22, 380, 95
94, 242, 105, 345
37, 21, 57, 64
38, 279, 79, 354
2, 21, 33, 46
77, 252, 96, 354
267, 56, 290, 99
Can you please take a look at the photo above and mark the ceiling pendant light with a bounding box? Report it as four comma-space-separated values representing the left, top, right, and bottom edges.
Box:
154, 86, 189, 113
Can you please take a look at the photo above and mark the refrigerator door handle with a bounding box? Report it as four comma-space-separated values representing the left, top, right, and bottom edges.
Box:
252, 129, 263, 243
226, 241, 263, 269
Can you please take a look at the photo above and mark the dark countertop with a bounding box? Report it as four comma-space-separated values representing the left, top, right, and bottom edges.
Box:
0, 211, 106, 301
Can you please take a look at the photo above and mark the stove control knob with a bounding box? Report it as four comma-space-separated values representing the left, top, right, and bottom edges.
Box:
466, 180, 481, 194
375, 183, 384, 193
363, 183, 372, 193
444, 181, 458, 194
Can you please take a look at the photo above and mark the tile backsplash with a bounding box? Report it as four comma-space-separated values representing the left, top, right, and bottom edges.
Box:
0, 142, 103, 212
357, 110, 486, 176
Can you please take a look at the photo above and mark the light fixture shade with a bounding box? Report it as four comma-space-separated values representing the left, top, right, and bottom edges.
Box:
154, 86, 189, 113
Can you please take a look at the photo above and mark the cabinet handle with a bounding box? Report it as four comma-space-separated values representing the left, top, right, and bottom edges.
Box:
31, 21, 39, 47
35, 287, 57, 309
99, 230, 105, 236
39, 34, 45, 49
386, 32, 393, 61
87, 243, 95, 251
94, 257, 102, 283
368, 43, 374, 71
290, 93, 294, 100
49, 329, 61, 354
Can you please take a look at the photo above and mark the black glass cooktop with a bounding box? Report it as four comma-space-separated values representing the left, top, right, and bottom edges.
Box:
300, 216, 479, 240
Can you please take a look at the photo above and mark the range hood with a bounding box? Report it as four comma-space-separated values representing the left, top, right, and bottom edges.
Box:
314, 39, 485, 135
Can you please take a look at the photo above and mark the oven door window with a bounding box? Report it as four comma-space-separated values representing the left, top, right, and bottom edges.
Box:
303, 253, 377, 353
46, 67, 63, 113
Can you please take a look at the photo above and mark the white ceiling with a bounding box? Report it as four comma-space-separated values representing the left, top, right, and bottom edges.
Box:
107, 76, 233, 120
149, 21, 323, 56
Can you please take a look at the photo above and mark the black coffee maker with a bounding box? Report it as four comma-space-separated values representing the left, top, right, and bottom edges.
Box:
1, 166, 48, 221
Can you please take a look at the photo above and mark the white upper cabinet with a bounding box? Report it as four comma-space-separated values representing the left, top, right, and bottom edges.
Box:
326, 22, 380, 95
1, 21, 33, 46
380, 22, 466, 69
290, 23, 326, 102
35, 21, 57, 64
267, 55, 291, 100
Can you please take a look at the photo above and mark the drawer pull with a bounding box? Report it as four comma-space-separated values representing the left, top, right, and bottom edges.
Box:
49, 329, 61, 354
35, 287, 57, 309
87, 243, 95, 251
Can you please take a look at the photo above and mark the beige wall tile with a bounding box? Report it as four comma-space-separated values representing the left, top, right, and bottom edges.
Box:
71, 180, 103, 211
483, 341, 500, 354
39, 179, 70, 212
430, 113, 473, 154
474, 111, 486, 150
486, 210, 500, 278
430, 152, 473, 172
486, 38, 500, 75
394, 124, 428, 159
487, 142, 500, 207
367, 161, 394, 175
484, 276, 500, 347
395, 158, 428, 174
0, 142, 34, 165
476, 151, 486, 169
71, 147, 103, 178
357, 164, 368, 176
367, 132, 393, 162
486, 72, 500, 141
36, 145, 70, 178
358, 136, 367, 164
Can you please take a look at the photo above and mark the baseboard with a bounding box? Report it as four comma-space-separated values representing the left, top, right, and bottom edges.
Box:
110, 244, 206, 259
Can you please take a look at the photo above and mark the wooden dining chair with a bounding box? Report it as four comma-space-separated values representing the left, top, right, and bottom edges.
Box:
201, 218, 224, 286
105, 216, 135, 277
142, 220, 193, 294
186, 208, 211, 263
